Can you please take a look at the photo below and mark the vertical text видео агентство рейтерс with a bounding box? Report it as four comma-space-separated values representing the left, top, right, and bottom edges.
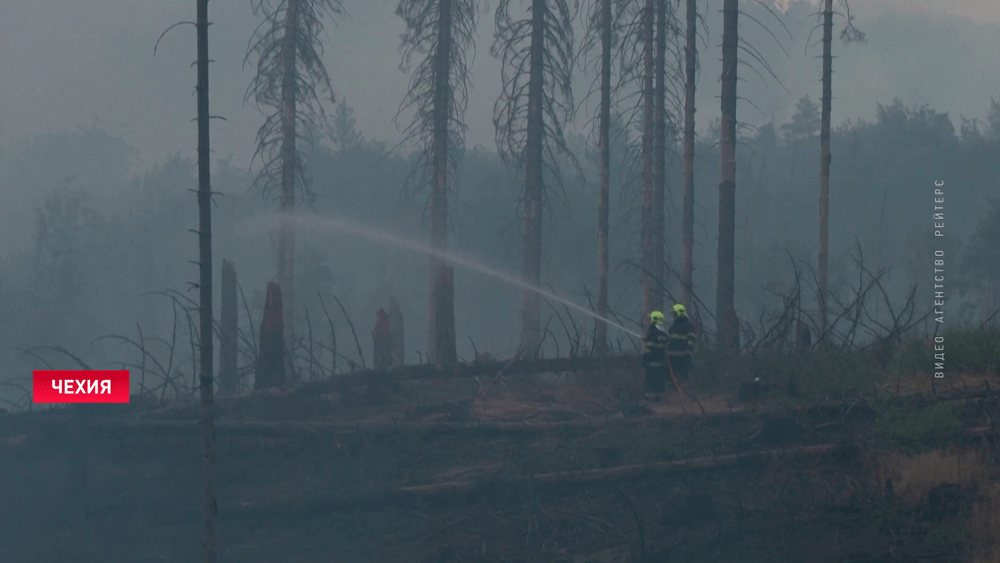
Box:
933, 180, 944, 379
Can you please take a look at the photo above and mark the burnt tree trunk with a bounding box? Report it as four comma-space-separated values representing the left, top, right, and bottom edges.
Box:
219, 259, 238, 395
195, 0, 218, 559
256, 282, 287, 390
278, 0, 300, 382
818, 0, 832, 341
681, 0, 697, 309
595, 0, 612, 356
640, 0, 655, 321
388, 296, 405, 366
796, 319, 812, 351
521, 0, 547, 357
430, 265, 456, 363
427, 0, 458, 366
717, 0, 738, 352
653, 0, 667, 312
373, 308, 394, 370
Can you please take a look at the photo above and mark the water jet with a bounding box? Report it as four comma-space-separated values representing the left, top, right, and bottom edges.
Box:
239, 213, 644, 340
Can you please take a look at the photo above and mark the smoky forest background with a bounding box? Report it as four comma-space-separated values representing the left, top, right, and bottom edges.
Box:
3, 0, 1000, 563
1, 0, 998, 398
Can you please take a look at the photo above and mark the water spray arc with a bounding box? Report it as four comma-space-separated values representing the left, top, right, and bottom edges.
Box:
242, 213, 644, 340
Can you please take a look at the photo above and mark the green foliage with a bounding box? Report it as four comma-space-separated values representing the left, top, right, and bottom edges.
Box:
326, 99, 365, 153
780, 95, 820, 142
987, 96, 1000, 140
876, 401, 960, 445
962, 197, 1000, 282
694, 345, 887, 401
942, 326, 1000, 373
891, 335, 934, 376
929, 523, 964, 546
893, 327, 1000, 377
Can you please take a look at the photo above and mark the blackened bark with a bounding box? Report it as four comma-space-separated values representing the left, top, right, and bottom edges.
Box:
819, 0, 832, 341
521, 0, 547, 356
653, 0, 667, 312
640, 0, 655, 321
373, 308, 394, 370
278, 0, 300, 382
388, 296, 405, 366
256, 282, 287, 389
717, 0, 738, 352
427, 0, 457, 365
796, 319, 812, 351
681, 0, 696, 309
219, 259, 238, 395
431, 266, 457, 363
195, 0, 217, 559
595, 0, 612, 356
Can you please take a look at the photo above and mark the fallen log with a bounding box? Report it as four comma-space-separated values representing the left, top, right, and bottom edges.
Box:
5, 377, 992, 439
395, 443, 850, 496
8, 409, 757, 439
6, 382, 994, 440
132, 443, 851, 526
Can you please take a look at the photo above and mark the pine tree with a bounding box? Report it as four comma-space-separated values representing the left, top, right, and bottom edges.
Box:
395, 0, 480, 365
245, 0, 343, 379
492, 0, 578, 356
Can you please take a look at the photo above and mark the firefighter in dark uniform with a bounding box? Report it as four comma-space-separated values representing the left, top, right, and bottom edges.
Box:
642, 311, 669, 399
667, 304, 697, 383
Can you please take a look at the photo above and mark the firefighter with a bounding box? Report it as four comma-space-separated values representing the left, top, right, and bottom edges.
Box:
642, 310, 669, 399
667, 304, 697, 383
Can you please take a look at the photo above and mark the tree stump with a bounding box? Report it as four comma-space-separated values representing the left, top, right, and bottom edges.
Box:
373, 308, 393, 370
255, 282, 286, 390
388, 296, 404, 367
796, 319, 811, 351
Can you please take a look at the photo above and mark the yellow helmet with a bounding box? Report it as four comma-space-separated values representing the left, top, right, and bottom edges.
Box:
650, 311, 665, 324
672, 304, 687, 316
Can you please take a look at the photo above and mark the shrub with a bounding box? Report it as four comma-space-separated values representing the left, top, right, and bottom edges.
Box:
941, 326, 1000, 374
875, 401, 960, 447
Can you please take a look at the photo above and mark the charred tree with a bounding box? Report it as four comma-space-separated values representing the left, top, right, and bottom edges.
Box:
818, 0, 831, 342
595, 0, 614, 355
716, 0, 738, 352
492, 0, 577, 357
245, 0, 342, 381
256, 282, 287, 389
640, 0, 655, 320
796, 319, 812, 350
579, 0, 629, 355
816, 0, 865, 341
219, 259, 238, 395
195, 0, 217, 559
652, 0, 668, 313
680, 0, 696, 309
395, 0, 478, 366
373, 308, 394, 370
430, 266, 457, 361
388, 296, 405, 366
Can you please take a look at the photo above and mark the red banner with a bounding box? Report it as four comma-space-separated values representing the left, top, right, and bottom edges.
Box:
33, 370, 130, 403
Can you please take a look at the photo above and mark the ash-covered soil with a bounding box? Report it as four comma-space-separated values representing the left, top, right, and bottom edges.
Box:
2, 369, 998, 563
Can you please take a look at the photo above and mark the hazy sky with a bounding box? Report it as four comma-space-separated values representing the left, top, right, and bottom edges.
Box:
1, 0, 998, 172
